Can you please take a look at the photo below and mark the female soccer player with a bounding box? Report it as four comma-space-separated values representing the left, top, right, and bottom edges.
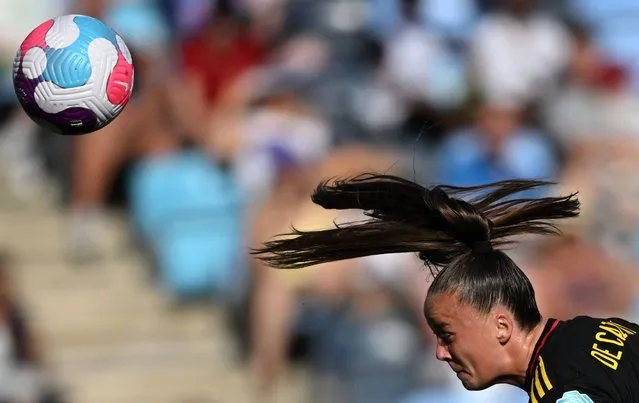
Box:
253, 174, 639, 402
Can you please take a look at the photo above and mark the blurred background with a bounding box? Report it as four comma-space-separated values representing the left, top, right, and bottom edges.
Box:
1, 0, 639, 402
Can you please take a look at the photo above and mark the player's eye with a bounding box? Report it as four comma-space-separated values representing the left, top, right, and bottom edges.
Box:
439, 333, 453, 345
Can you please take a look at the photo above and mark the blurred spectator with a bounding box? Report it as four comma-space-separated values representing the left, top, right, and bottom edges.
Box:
173, 0, 267, 145
230, 68, 332, 211
566, 0, 639, 90
311, 253, 426, 403
65, 0, 183, 263
432, 99, 559, 190
544, 23, 639, 262
544, 23, 639, 165
0, 111, 48, 204
0, 253, 65, 403
527, 235, 639, 321
470, 0, 570, 106
127, 149, 245, 301
247, 146, 401, 398
0, 0, 66, 203
179, 1, 266, 106
337, 37, 409, 143
383, 0, 469, 113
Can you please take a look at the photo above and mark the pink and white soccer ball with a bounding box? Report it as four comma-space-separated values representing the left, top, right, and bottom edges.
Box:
13, 15, 134, 135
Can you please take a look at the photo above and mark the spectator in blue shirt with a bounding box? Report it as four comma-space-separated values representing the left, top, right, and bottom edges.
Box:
433, 99, 559, 197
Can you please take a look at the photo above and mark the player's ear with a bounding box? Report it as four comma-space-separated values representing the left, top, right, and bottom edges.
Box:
495, 312, 514, 345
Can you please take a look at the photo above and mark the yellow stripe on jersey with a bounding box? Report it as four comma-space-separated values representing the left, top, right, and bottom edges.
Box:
538, 357, 553, 390
530, 384, 538, 403
530, 356, 553, 403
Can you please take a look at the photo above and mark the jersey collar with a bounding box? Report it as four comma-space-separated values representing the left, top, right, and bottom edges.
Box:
525, 318, 560, 388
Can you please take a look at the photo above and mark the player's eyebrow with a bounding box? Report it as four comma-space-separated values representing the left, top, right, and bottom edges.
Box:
426, 317, 450, 333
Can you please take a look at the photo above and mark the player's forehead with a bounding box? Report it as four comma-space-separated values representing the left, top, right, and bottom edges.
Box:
424, 292, 465, 325
425, 292, 488, 329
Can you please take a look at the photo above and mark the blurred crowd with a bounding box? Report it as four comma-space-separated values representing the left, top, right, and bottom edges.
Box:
2, 0, 639, 402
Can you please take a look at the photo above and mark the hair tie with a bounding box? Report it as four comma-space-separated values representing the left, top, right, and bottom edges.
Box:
472, 241, 493, 254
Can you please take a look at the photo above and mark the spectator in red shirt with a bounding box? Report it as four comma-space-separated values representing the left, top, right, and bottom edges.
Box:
180, 3, 267, 105
169, 0, 269, 156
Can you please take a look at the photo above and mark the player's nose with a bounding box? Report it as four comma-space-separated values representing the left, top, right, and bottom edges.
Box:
435, 338, 452, 361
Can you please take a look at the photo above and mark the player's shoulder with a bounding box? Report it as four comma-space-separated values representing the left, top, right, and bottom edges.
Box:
548, 315, 638, 348
565, 316, 639, 372
534, 316, 639, 402
541, 316, 594, 356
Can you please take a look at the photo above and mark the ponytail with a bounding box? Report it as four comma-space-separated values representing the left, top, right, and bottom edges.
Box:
252, 174, 579, 274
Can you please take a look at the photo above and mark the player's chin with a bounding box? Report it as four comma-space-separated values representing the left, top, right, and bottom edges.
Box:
457, 372, 490, 391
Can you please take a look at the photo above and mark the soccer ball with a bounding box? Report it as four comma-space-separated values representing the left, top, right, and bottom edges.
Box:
13, 14, 134, 135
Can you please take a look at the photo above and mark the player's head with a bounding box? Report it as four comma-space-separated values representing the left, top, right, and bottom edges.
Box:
424, 242, 543, 389
252, 174, 579, 389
